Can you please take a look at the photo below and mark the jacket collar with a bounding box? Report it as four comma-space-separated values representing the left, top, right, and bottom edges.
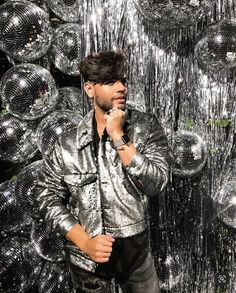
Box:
76, 107, 135, 150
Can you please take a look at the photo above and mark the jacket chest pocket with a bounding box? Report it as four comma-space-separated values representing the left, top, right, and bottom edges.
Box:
64, 173, 98, 210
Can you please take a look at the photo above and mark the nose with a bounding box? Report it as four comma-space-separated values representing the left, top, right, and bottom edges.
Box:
116, 80, 127, 93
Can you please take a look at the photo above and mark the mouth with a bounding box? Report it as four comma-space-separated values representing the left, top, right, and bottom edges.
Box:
114, 95, 126, 103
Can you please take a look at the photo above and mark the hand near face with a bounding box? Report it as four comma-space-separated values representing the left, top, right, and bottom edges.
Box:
104, 107, 125, 140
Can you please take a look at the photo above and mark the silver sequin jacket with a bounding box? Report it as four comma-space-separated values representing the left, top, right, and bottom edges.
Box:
36, 107, 172, 272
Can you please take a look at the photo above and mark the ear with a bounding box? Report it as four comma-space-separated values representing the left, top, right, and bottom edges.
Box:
84, 82, 95, 98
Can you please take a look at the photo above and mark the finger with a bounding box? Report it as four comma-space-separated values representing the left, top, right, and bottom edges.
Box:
96, 257, 110, 263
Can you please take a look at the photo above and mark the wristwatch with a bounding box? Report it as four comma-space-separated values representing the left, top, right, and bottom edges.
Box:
113, 134, 130, 149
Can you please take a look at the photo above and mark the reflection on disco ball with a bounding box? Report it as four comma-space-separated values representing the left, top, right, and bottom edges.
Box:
30, 219, 66, 262
15, 160, 43, 217
0, 64, 58, 120
172, 130, 207, 177
214, 178, 236, 228
56, 87, 84, 114
195, 20, 236, 72
47, 0, 83, 22
0, 180, 26, 232
135, 0, 215, 31
0, 236, 43, 293
0, 113, 38, 162
51, 23, 82, 75
0, 0, 53, 61
159, 252, 184, 290
38, 261, 73, 293
36, 110, 82, 155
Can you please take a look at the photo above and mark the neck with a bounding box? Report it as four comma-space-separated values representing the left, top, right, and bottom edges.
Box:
94, 107, 106, 137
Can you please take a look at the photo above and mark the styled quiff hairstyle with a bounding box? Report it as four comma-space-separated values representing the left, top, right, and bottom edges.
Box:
79, 50, 127, 84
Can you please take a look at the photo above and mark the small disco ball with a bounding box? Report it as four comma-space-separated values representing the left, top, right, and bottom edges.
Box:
30, 219, 66, 262
172, 130, 207, 177
0, 180, 26, 232
134, 0, 215, 31
0, 113, 38, 162
159, 252, 184, 290
0, 0, 53, 61
195, 20, 236, 72
0, 64, 58, 120
36, 110, 82, 155
56, 87, 84, 115
15, 160, 43, 217
47, 0, 83, 22
214, 178, 236, 228
38, 261, 73, 293
0, 236, 43, 293
51, 23, 82, 75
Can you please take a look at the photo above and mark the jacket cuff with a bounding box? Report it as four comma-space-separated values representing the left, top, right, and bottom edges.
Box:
124, 152, 145, 176
58, 215, 78, 236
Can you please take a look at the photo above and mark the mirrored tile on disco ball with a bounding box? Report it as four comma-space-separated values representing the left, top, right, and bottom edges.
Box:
47, 0, 83, 22
15, 160, 43, 217
0, 113, 38, 162
56, 87, 84, 115
0, 236, 43, 293
51, 23, 82, 76
0, 64, 59, 120
134, 0, 216, 31
36, 110, 82, 155
214, 178, 236, 229
195, 20, 236, 73
0, 0, 53, 61
38, 261, 73, 293
172, 130, 208, 177
30, 219, 66, 262
0, 180, 29, 232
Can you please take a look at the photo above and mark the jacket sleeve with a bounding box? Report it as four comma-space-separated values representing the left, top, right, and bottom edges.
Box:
124, 114, 173, 196
35, 139, 78, 236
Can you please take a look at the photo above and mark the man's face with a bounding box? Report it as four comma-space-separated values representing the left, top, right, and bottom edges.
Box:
86, 78, 128, 112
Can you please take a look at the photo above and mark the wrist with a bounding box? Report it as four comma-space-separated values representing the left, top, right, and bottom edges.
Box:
110, 130, 124, 141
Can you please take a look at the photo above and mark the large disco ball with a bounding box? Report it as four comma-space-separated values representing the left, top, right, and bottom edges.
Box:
172, 130, 207, 177
47, 0, 83, 22
15, 160, 43, 217
0, 236, 43, 293
214, 178, 236, 228
0, 180, 26, 232
0, 0, 53, 61
38, 261, 73, 293
0, 113, 38, 162
134, 0, 215, 31
36, 110, 82, 155
195, 20, 236, 72
159, 252, 184, 290
56, 87, 84, 115
30, 219, 66, 262
51, 23, 82, 75
0, 64, 58, 120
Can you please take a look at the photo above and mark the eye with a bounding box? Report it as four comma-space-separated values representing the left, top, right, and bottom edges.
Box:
121, 78, 128, 85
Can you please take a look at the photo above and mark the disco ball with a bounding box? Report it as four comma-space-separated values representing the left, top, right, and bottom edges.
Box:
0, 64, 58, 120
134, 0, 215, 31
47, 0, 83, 22
0, 113, 38, 162
0, 180, 26, 232
51, 23, 82, 75
15, 160, 43, 217
172, 130, 207, 177
214, 178, 236, 228
0, 0, 53, 61
0, 236, 43, 293
159, 252, 184, 290
36, 110, 82, 155
195, 20, 236, 72
56, 87, 84, 115
30, 219, 66, 262
38, 261, 73, 293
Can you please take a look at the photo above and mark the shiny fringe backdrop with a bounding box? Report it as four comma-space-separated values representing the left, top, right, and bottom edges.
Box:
0, 0, 235, 292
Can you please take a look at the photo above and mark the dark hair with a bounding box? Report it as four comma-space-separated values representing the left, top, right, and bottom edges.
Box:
79, 50, 127, 84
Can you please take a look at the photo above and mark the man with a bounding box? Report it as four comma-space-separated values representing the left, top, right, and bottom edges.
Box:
36, 51, 172, 292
